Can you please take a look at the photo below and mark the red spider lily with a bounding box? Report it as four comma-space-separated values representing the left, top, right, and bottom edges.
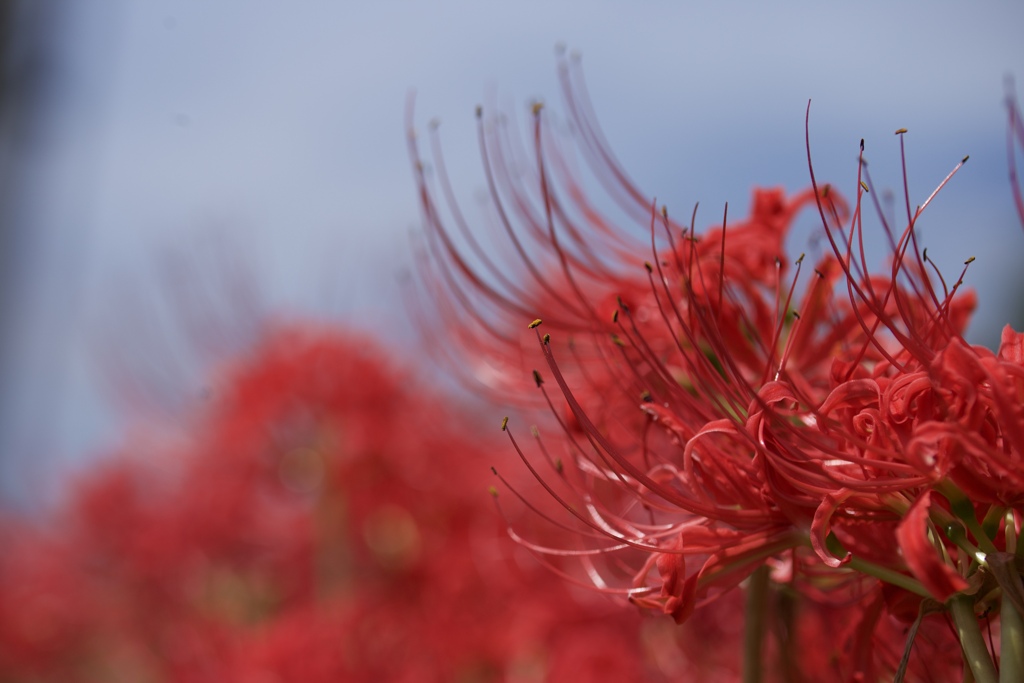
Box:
410, 55, 1024, 679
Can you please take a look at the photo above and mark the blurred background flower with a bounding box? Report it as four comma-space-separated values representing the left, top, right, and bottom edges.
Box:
0, 326, 714, 681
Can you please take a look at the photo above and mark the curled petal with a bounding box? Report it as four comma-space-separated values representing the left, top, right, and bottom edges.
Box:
817, 378, 880, 415
883, 373, 934, 426
895, 491, 968, 602
632, 548, 698, 624
810, 488, 853, 567
754, 380, 800, 406
744, 381, 800, 437
904, 421, 960, 478
681, 418, 750, 484
657, 551, 698, 624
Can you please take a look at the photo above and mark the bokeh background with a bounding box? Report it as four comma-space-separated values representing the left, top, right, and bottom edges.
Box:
1, 0, 1022, 506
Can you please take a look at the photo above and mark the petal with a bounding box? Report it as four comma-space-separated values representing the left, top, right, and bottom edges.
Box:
998, 324, 1024, 364
817, 378, 880, 414
810, 489, 853, 568
656, 552, 698, 624
895, 491, 968, 601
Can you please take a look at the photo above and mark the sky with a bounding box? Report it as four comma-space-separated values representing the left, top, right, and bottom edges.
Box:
2, 0, 1022, 505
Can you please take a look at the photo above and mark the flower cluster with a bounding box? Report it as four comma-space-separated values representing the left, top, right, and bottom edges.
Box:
410, 57, 1024, 680
0, 325, 732, 682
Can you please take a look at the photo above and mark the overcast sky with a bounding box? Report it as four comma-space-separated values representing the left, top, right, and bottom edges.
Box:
3, 0, 1022, 504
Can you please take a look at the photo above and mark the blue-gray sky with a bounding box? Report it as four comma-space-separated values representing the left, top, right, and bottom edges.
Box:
3, 0, 1022, 504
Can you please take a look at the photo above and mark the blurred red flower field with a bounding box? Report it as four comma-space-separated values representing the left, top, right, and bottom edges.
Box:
0, 326, 750, 682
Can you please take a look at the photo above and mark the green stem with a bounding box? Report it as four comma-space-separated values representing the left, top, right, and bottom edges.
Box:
826, 534, 931, 598
777, 587, 798, 682
945, 521, 986, 566
949, 593, 997, 683
939, 482, 999, 555
847, 555, 931, 598
743, 565, 770, 683
1001, 589, 1024, 683
981, 505, 1005, 540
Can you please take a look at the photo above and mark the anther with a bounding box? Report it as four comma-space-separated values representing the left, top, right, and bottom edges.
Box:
895, 128, 908, 135
533, 369, 544, 387
501, 416, 509, 431
528, 318, 543, 329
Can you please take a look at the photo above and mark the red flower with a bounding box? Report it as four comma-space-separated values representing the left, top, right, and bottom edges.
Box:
410, 55, 1022, 679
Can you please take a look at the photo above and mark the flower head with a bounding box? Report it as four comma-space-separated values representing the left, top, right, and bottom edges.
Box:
410, 55, 1024, 679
